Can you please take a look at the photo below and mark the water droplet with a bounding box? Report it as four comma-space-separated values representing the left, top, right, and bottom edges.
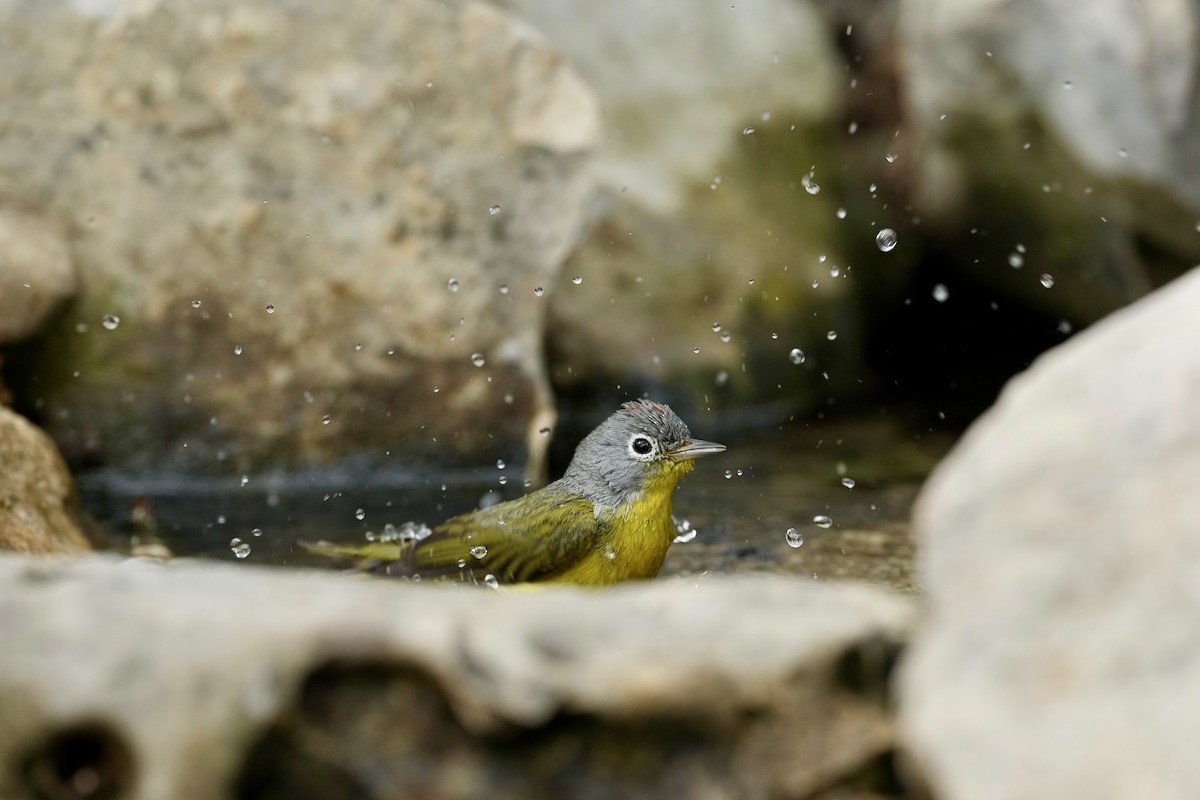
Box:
1063, 80, 1073, 90
692, 347, 700, 354
885, 152, 898, 164
488, 205, 501, 215
191, 299, 202, 308
496, 459, 506, 470
826, 330, 838, 341
1039, 273, 1055, 289
789, 348, 805, 365
101, 314, 120, 330
875, 228, 898, 252
571, 275, 583, 285
712, 322, 722, 332
471, 353, 486, 367
673, 516, 697, 544
803, 176, 820, 195
322, 414, 332, 425
355, 508, 365, 521
533, 286, 544, 297
265, 303, 275, 314
932, 283, 949, 303
724, 470, 733, 479
742, 126, 756, 135
715, 370, 730, 387
785, 527, 804, 548
483, 574, 499, 590
251, 528, 263, 537
813, 515, 833, 529
230, 538, 251, 559
240, 475, 249, 487
499, 284, 509, 294
233, 344, 243, 356
842, 477, 856, 489
836, 208, 847, 219
447, 278, 460, 292
1008, 252, 1025, 269
497, 475, 508, 486
1057, 319, 1073, 335
470, 545, 488, 559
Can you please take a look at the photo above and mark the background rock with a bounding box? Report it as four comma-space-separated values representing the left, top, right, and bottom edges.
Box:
0, 208, 78, 346
899, 266, 1200, 799
0, 407, 90, 553
516, 0, 862, 410
898, 0, 1200, 323
0, 557, 914, 799
0, 0, 598, 476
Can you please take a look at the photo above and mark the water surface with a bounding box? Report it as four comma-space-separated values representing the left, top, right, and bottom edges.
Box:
78, 417, 953, 596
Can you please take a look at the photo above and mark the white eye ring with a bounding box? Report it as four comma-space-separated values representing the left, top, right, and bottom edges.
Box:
627, 433, 659, 461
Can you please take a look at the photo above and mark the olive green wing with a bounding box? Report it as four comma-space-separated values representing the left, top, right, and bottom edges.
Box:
409, 493, 606, 584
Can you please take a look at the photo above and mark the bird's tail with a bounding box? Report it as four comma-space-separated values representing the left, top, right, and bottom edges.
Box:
299, 539, 409, 566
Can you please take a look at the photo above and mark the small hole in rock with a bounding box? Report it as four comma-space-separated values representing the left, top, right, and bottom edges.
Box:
835, 633, 903, 702
20, 721, 135, 800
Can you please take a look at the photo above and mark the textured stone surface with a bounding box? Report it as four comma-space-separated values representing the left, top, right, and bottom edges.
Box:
0, 407, 90, 553
898, 0, 1200, 323
900, 266, 1200, 799
0, 556, 913, 799
0, 0, 597, 476
515, 0, 858, 406
0, 208, 78, 345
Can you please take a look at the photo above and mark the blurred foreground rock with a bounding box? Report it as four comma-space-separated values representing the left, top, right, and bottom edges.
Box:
900, 266, 1200, 799
0, 557, 912, 800
0, 408, 90, 554
0, 0, 597, 476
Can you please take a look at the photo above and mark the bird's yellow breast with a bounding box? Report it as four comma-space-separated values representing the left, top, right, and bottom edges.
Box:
547, 460, 693, 586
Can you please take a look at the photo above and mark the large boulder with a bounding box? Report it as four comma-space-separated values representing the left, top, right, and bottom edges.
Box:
899, 266, 1200, 799
0, 0, 598, 477
0, 557, 913, 799
513, 0, 859, 409
0, 407, 90, 553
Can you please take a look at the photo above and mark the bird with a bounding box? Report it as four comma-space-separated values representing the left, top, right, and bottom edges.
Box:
303, 399, 725, 587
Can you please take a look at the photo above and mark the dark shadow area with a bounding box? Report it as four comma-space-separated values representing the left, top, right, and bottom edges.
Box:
19, 721, 135, 800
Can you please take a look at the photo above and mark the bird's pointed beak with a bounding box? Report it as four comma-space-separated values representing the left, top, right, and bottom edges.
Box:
668, 438, 726, 461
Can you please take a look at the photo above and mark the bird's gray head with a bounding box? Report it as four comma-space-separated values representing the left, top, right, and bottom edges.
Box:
559, 400, 725, 510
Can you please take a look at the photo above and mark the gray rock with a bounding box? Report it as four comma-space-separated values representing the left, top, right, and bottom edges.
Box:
898, 0, 1200, 323
0, 556, 913, 799
0, 407, 90, 554
900, 266, 1200, 799
514, 0, 861, 406
0, 209, 77, 345
0, 0, 598, 476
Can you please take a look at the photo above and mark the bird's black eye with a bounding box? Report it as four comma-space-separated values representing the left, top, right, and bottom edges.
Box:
631, 436, 654, 455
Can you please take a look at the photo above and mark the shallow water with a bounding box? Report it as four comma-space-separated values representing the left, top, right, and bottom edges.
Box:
78, 417, 954, 596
